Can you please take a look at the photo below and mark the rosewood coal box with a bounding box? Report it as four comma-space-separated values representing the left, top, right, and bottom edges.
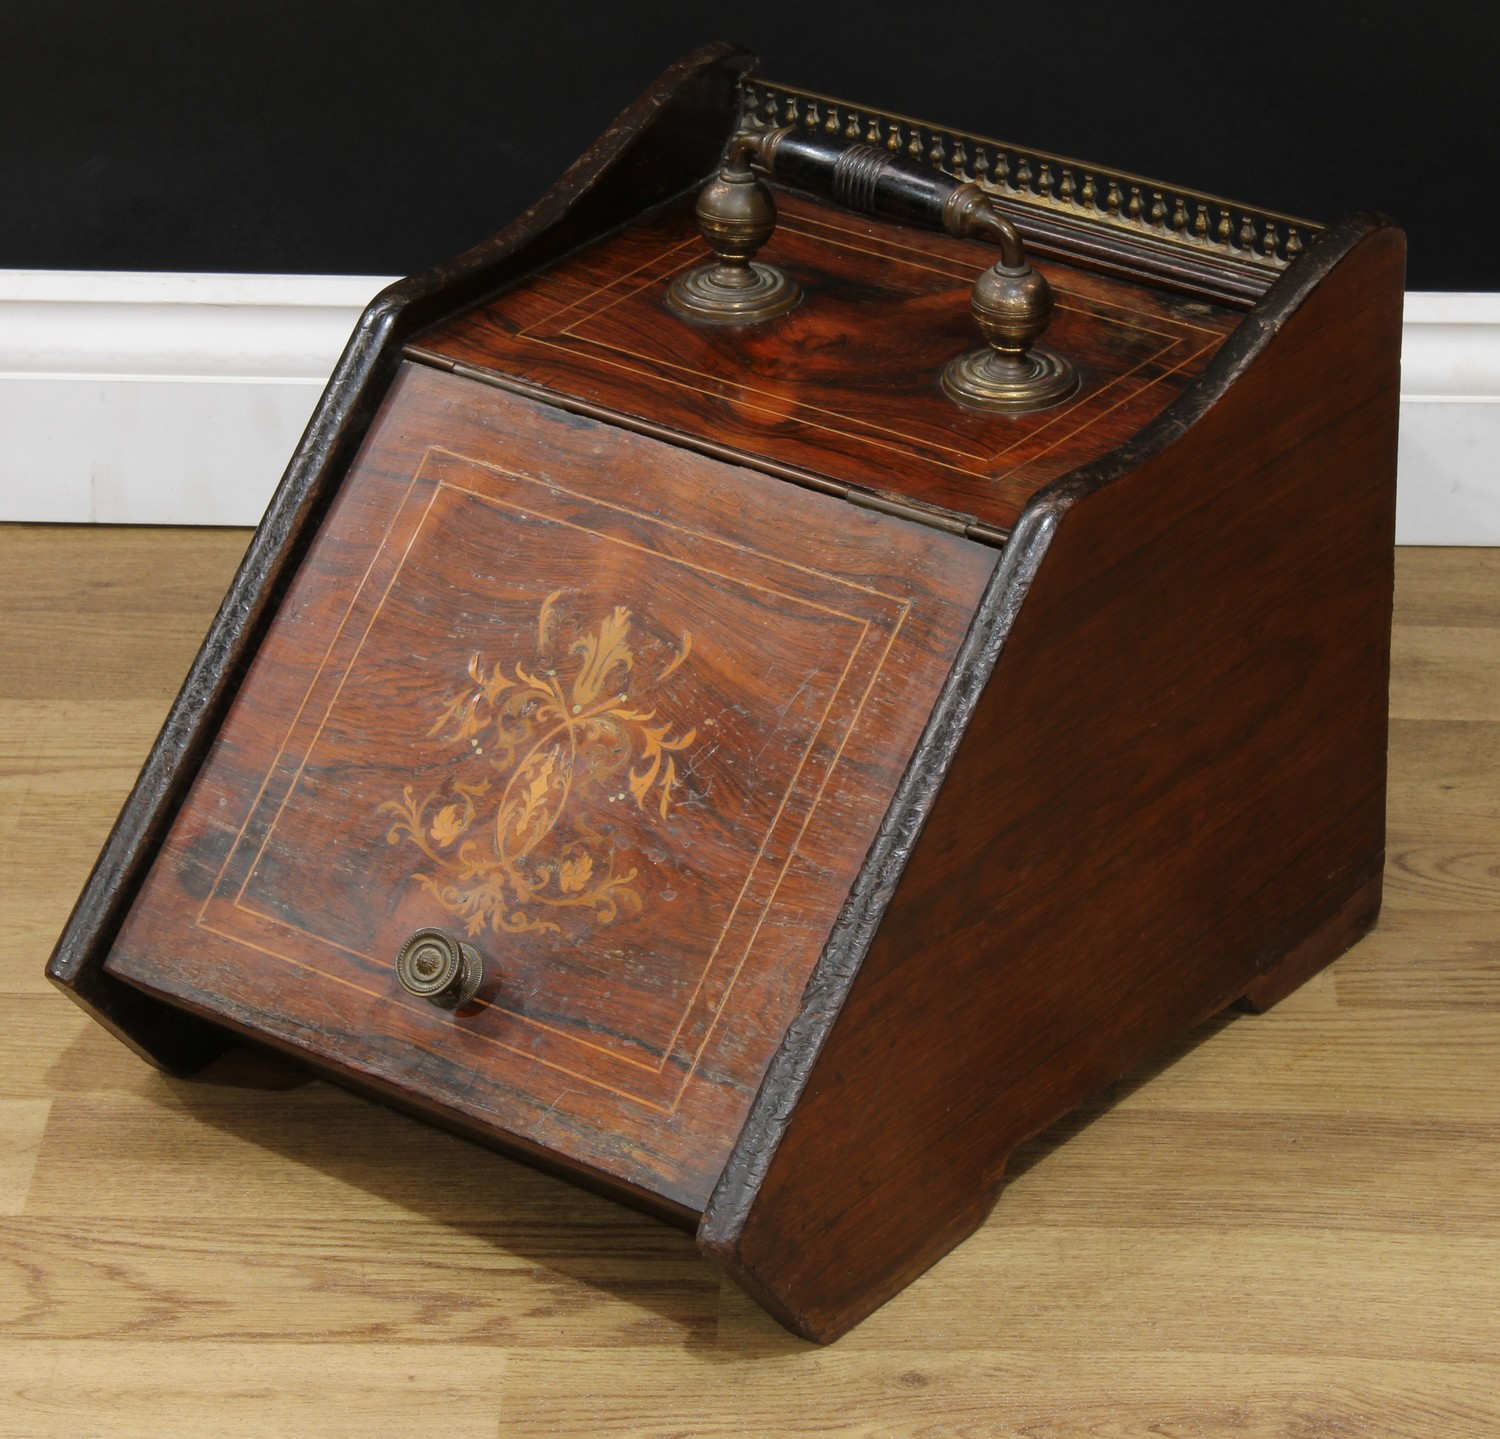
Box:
49, 45, 1404, 1341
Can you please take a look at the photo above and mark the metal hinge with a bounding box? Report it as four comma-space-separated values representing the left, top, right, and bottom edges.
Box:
843, 486, 1009, 546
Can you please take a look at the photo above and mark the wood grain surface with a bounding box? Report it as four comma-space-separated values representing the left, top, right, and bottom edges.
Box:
41, 42, 757, 1079
96, 366, 993, 1215
699, 216, 1404, 1339
414, 191, 1238, 533
4, 525, 1498, 1436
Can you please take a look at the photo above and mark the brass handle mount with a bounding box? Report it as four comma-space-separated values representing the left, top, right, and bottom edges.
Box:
665, 135, 802, 324
396, 927, 484, 1009
674, 127, 1077, 413
938, 182, 1077, 413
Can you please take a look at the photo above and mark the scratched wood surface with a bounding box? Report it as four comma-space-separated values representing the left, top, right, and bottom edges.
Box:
2, 525, 1498, 1437
98, 367, 995, 1215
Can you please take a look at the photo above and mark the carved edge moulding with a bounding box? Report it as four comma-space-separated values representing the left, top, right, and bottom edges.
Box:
46, 43, 1404, 1342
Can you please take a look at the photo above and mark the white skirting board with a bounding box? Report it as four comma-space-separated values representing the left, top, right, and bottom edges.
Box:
1, 270, 1497, 542
0, 271, 396, 528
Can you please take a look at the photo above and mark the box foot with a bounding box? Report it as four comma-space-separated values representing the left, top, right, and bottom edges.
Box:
1234, 864, 1383, 1014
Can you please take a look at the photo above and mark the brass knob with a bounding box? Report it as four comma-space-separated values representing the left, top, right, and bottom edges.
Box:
395, 927, 483, 1009
667, 135, 801, 324
941, 185, 1078, 413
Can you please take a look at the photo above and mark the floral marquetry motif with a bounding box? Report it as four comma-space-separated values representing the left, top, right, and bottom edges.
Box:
100, 364, 997, 1209
380, 596, 697, 939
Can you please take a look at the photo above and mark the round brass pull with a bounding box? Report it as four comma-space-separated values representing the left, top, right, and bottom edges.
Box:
395, 927, 484, 1010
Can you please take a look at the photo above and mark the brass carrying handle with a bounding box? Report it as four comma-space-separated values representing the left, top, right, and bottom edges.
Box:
667, 127, 1077, 413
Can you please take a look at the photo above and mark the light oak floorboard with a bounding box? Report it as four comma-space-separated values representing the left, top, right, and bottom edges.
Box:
1, 527, 1496, 1436
0, 1341, 506, 1439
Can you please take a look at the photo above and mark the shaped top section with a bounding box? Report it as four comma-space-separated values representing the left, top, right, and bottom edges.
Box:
412, 190, 1239, 533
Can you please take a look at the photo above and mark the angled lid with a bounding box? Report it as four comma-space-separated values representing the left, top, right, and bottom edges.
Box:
104, 362, 996, 1212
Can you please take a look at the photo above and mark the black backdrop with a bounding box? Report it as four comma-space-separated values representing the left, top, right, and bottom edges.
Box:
3, 0, 1494, 290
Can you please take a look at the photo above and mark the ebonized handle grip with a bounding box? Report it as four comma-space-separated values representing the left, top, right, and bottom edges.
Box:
752, 129, 1022, 263
761, 131, 957, 225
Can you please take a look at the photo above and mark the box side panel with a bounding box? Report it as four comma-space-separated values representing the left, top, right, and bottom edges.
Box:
703, 216, 1406, 1338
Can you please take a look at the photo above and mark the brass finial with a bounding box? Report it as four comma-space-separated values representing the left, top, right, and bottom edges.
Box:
940, 185, 1078, 414
666, 135, 801, 324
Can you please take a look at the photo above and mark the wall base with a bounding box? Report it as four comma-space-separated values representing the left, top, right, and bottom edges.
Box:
1, 273, 1496, 542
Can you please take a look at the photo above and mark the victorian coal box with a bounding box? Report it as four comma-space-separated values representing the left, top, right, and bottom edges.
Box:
48, 45, 1405, 1341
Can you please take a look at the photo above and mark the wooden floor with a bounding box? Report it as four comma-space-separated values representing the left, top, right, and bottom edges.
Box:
1, 526, 1497, 1438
